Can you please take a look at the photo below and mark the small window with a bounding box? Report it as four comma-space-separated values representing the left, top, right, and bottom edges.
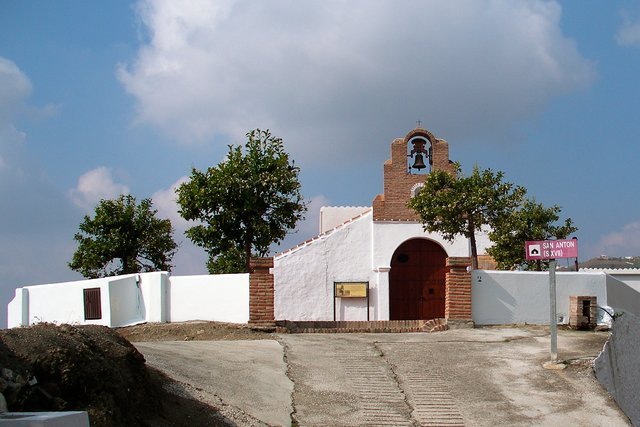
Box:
83, 288, 102, 320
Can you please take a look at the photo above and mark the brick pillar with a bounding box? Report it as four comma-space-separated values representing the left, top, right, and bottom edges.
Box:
249, 257, 275, 327
445, 257, 472, 323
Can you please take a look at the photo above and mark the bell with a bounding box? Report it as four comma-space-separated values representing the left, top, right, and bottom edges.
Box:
412, 153, 426, 170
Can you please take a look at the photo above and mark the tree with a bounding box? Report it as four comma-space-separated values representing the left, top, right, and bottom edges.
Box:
176, 129, 306, 274
69, 195, 178, 278
486, 198, 577, 270
408, 163, 526, 270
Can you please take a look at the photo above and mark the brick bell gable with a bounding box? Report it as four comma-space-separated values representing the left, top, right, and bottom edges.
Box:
372, 126, 455, 221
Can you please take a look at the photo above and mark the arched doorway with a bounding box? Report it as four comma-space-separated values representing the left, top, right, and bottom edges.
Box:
389, 238, 447, 320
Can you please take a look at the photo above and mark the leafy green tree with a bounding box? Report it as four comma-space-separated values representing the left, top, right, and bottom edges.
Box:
176, 129, 306, 273
69, 195, 178, 278
487, 199, 577, 270
408, 163, 526, 270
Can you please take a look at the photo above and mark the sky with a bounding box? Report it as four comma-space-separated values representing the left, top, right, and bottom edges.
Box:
1, 0, 640, 326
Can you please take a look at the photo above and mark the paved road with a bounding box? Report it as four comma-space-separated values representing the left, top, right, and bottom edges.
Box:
136, 328, 630, 426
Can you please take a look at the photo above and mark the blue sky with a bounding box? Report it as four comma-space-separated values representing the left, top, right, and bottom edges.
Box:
1, 0, 640, 325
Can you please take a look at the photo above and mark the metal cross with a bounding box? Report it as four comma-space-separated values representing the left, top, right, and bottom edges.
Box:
416, 120, 422, 127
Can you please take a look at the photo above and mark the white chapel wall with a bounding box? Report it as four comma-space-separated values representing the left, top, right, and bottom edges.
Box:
274, 211, 374, 321
372, 222, 481, 267
373, 222, 457, 268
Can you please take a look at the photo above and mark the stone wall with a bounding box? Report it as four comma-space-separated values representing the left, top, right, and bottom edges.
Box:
594, 311, 640, 425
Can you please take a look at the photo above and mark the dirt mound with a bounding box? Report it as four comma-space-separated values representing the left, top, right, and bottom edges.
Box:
118, 320, 274, 342
0, 323, 225, 426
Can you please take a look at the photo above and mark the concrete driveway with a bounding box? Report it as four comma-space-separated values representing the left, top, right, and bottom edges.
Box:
136, 328, 630, 426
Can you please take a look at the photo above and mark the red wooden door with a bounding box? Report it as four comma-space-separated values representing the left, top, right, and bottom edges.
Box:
389, 239, 447, 320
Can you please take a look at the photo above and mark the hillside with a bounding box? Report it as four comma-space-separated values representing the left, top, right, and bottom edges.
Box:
579, 256, 640, 269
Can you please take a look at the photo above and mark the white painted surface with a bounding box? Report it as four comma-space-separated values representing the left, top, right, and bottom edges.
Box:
582, 268, 640, 292
275, 211, 375, 321
7, 272, 249, 328
472, 270, 608, 325
606, 274, 640, 317
139, 272, 168, 323
13, 278, 112, 327
319, 206, 369, 233
275, 210, 482, 322
108, 275, 145, 327
594, 311, 640, 426
168, 273, 249, 323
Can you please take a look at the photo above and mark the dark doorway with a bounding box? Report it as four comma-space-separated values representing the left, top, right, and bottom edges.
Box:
389, 238, 447, 320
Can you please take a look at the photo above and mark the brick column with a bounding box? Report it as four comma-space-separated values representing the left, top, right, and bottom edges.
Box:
445, 257, 472, 323
249, 257, 275, 327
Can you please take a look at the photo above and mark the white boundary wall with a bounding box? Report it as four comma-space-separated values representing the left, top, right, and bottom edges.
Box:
168, 274, 249, 323
472, 270, 609, 325
605, 274, 640, 317
8, 272, 248, 328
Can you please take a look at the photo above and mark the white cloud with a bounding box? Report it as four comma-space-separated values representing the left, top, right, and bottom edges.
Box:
595, 221, 640, 257
0, 57, 32, 124
616, 9, 640, 47
152, 176, 190, 230
68, 167, 130, 211
119, 0, 594, 164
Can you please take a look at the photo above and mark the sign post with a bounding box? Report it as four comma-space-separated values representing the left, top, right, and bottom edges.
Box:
548, 259, 557, 361
525, 239, 578, 364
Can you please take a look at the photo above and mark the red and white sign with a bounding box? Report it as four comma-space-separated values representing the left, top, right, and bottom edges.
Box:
525, 239, 578, 260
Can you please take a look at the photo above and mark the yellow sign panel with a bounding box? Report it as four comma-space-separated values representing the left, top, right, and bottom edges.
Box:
335, 282, 368, 298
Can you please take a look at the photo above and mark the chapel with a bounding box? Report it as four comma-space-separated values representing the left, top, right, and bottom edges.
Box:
273, 126, 493, 323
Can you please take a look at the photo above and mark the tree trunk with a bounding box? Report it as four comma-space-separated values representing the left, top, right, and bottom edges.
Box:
468, 217, 479, 271
244, 224, 253, 273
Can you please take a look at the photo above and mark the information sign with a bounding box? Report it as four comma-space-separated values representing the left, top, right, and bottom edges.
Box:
525, 239, 578, 260
335, 282, 368, 298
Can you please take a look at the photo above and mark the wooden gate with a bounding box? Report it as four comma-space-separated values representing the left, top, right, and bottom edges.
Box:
389, 239, 447, 320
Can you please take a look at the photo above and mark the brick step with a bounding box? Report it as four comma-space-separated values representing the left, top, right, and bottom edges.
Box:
276, 318, 450, 333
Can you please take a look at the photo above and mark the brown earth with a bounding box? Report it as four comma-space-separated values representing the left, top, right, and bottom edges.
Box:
118, 320, 273, 343
0, 322, 272, 426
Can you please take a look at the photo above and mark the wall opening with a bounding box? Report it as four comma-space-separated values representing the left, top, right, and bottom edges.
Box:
83, 288, 102, 320
389, 238, 447, 320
